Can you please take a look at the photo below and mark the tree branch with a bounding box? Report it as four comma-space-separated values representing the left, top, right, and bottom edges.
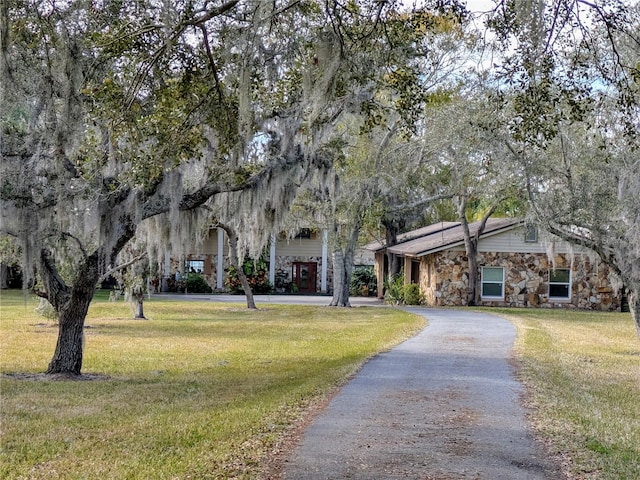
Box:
141, 151, 309, 220
187, 0, 240, 27
98, 253, 147, 284
39, 248, 71, 311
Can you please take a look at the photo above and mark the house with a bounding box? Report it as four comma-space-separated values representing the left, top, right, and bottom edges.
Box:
161, 228, 374, 294
366, 218, 623, 311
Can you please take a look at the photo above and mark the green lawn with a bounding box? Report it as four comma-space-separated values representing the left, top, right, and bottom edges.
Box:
488, 308, 640, 480
0, 291, 424, 479
3, 293, 638, 480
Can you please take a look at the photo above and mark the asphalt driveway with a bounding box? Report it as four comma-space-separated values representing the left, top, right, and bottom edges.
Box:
154, 293, 383, 307
278, 308, 562, 480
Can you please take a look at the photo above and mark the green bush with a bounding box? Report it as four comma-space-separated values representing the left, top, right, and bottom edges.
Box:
184, 273, 212, 293
401, 283, 425, 305
225, 257, 273, 294
384, 275, 424, 305
384, 275, 405, 305
349, 266, 377, 296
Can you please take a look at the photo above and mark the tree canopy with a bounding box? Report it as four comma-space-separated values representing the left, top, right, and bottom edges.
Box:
1, 0, 474, 374
2, 0, 640, 377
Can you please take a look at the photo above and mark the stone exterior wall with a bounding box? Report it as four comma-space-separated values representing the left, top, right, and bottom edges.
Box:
420, 251, 621, 311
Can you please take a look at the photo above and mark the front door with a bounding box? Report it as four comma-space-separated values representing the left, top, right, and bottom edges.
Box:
292, 262, 317, 293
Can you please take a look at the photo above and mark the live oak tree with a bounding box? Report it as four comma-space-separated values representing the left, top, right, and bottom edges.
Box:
0, 0, 417, 375
420, 90, 526, 305
285, 4, 476, 306
484, 0, 640, 334
515, 105, 640, 336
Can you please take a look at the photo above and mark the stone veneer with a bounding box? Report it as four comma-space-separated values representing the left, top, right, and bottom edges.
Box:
420, 251, 621, 311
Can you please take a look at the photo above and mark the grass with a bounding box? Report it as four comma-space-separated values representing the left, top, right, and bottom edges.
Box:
0, 290, 424, 479
486, 307, 640, 480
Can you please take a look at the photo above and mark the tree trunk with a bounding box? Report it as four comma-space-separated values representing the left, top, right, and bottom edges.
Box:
330, 249, 351, 307
236, 266, 256, 309
41, 249, 100, 376
629, 289, 640, 338
220, 224, 256, 309
46, 297, 91, 375
466, 248, 479, 306
457, 198, 478, 306
383, 219, 402, 284
458, 198, 496, 306
329, 214, 362, 307
0, 262, 7, 289
133, 292, 146, 319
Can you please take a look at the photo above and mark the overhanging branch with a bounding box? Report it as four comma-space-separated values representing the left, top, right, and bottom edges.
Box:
98, 253, 147, 284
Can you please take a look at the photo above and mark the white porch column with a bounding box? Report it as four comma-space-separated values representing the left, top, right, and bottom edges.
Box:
216, 227, 224, 290
162, 252, 171, 292
321, 229, 328, 293
269, 235, 276, 286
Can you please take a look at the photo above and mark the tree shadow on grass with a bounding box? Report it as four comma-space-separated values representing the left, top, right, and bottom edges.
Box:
1, 372, 111, 381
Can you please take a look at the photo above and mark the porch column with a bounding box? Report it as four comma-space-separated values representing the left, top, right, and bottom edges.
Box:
375, 252, 385, 299
321, 229, 328, 293
269, 235, 276, 286
216, 227, 224, 290
404, 256, 412, 284
162, 252, 171, 292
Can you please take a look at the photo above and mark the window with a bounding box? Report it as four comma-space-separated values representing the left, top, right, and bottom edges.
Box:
549, 269, 571, 299
481, 267, 504, 299
186, 260, 205, 273
295, 228, 312, 239
524, 225, 538, 243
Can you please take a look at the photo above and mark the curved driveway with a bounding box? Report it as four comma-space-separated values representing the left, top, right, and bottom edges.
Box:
280, 308, 561, 480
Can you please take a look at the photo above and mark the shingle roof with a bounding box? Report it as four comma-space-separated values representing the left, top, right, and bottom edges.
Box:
371, 218, 521, 257
363, 221, 459, 252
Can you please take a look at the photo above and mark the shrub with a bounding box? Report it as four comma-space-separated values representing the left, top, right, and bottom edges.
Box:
185, 273, 212, 293
384, 275, 405, 305
350, 266, 377, 296
225, 257, 273, 294
384, 275, 424, 305
401, 283, 425, 305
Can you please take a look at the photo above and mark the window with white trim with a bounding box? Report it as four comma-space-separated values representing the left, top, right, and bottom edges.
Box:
481, 267, 504, 299
186, 260, 205, 273
549, 269, 571, 299
524, 225, 538, 243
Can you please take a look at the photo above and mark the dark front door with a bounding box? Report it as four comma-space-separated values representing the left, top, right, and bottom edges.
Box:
411, 260, 420, 284
293, 262, 317, 293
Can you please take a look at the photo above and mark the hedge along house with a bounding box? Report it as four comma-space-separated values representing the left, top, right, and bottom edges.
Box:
367, 218, 623, 311
162, 228, 334, 294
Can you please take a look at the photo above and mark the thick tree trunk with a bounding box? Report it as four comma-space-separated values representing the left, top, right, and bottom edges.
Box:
458, 199, 495, 306
330, 249, 351, 307
629, 289, 640, 338
458, 199, 478, 306
133, 292, 146, 319
329, 215, 361, 307
383, 219, 402, 284
467, 251, 479, 306
388, 253, 401, 280
0, 262, 7, 289
41, 249, 100, 376
47, 295, 91, 375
